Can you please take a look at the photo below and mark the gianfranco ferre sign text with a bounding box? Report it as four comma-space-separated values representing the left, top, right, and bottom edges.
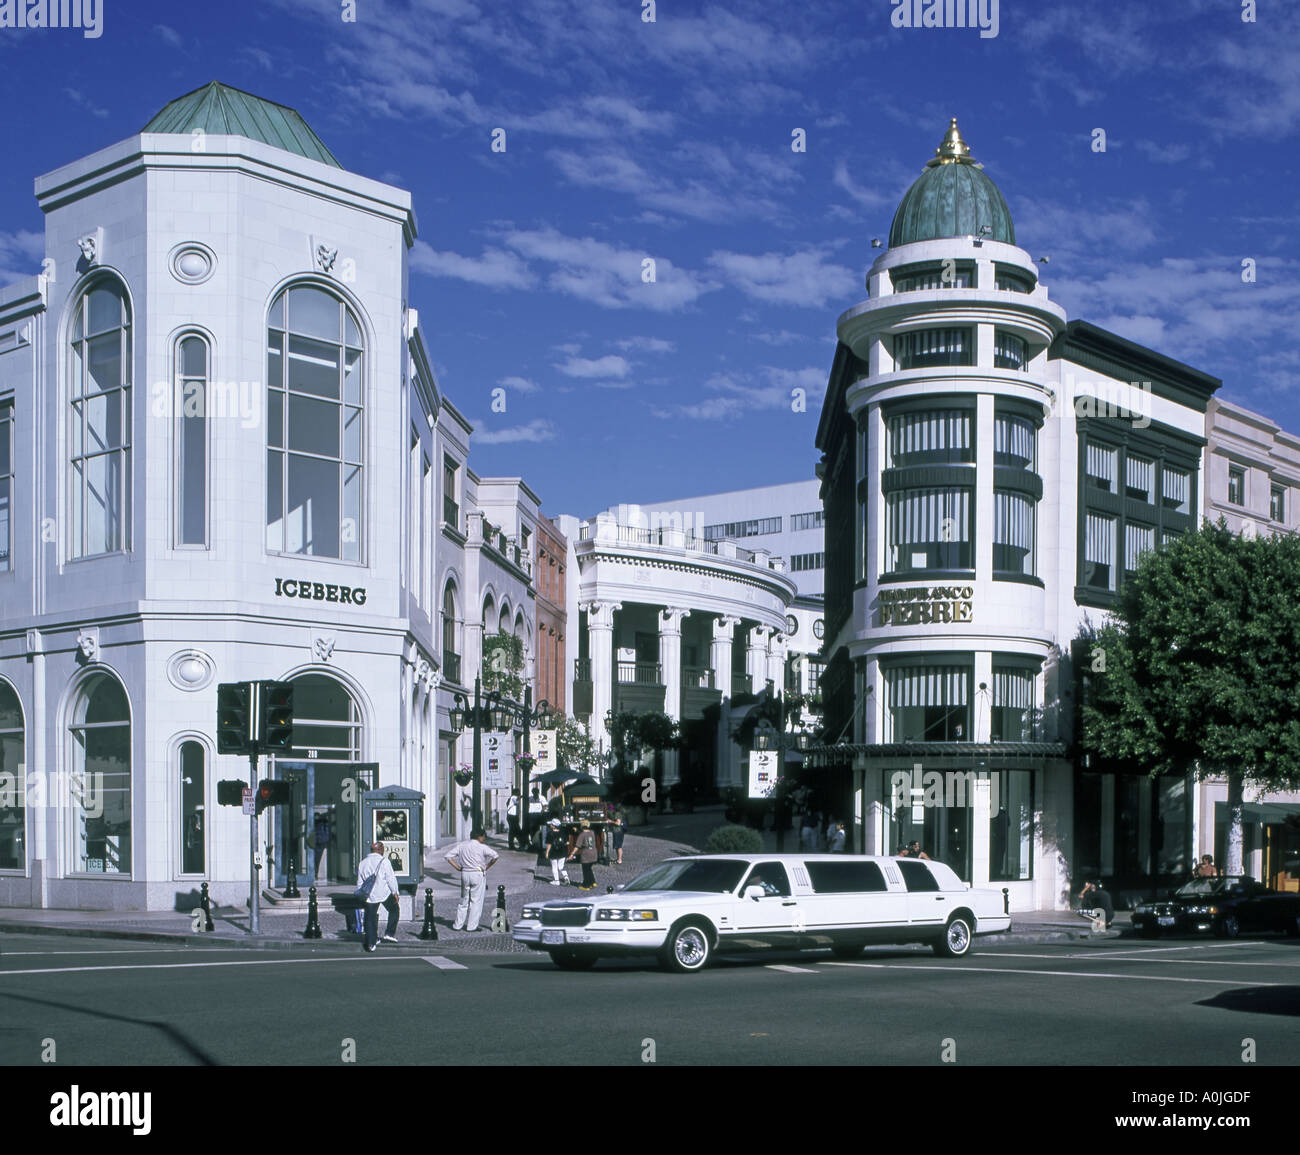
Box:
877, 585, 973, 625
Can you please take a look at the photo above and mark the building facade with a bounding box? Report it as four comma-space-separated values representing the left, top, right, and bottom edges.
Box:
0, 83, 544, 907
814, 120, 1220, 911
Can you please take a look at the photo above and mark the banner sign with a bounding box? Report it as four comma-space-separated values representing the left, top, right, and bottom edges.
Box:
481, 731, 512, 790
532, 730, 557, 773
748, 751, 780, 799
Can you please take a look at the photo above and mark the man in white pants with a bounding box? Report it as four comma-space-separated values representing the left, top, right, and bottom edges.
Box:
356, 840, 401, 952
445, 827, 499, 932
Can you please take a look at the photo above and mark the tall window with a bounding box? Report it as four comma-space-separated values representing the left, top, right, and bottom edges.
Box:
885, 488, 972, 573
285, 674, 361, 762
1271, 485, 1286, 525
892, 263, 972, 291
265, 285, 364, 560
443, 457, 459, 529
993, 330, 1028, 371
1125, 523, 1155, 573
175, 335, 209, 546
994, 413, 1035, 470
989, 770, 1034, 881
69, 279, 131, 557
1227, 466, 1245, 506
69, 675, 131, 875
1083, 513, 1117, 591
895, 328, 972, 370
993, 491, 1035, 577
442, 584, 460, 684
1125, 454, 1155, 503
0, 681, 23, 870
178, 740, 205, 875
884, 664, 970, 742
0, 400, 12, 573
991, 666, 1036, 741
886, 410, 972, 467
1085, 443, 1117, 492
1162, 467, 1190, 514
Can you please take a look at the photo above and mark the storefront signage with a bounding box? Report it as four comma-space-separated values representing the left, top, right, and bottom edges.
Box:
373, 808, 410, 876
274, 577, 368, 605
877, 586, 973, 626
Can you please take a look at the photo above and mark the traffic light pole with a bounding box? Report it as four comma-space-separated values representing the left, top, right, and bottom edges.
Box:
249, 748, 260, 935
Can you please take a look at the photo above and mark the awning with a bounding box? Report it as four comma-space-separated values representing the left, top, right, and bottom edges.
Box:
1216, 801, 1300, 824
803, 741, 1067, 767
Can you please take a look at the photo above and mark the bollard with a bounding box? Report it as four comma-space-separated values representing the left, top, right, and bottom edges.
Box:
490, 884, 509, 933
1002, 887, 1009, 916
419, 888, 438, 941
303, 886, 322, 939
284, 859, 301, 899
607, 886, 615, 894
199, 882, 215, 932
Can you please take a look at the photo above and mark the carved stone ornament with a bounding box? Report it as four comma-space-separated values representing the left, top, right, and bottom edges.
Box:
315, 244, 338, 273
313, 635, 336, 663
76, 629, 100, 662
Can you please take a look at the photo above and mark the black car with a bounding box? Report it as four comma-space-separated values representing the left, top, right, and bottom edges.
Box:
1131, 876, 1300, 939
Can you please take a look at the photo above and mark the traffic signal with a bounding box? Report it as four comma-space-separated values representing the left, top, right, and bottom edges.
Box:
260, 681, 294, 752
255, 779, 292, 815
217, 779, 248, 807
217, 682, 254, 754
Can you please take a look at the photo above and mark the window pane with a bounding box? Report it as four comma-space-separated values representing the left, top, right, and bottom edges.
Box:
266, 449, 283, 550
989, 770, 1033, 881
886, 410, 972, 466
343, 348, 362, 405
267, 333, 284, 388
180, 741, 205, 875
287, 336, 341, 399
344, 406, 363, 462
268, 292, 284, 330
268, 389, 284, 448
1125, 523, 1154, 571
85, 286, 123, 336
885, 488, 972, 572
82, 453, 113, 554
345, 311, 361, 348
287, 453, 340, 557
343, 465, 361, 562
179, 398, 206, 545
994, 414, 1034, 468
86, 333, 122, 395
1125, 455, 1154, 502
1084, 513, 1116, 590
82, 389, 122, 454
1085, 443, 1116, 490
287, 394, 341, 458
288, 286, 341, 341
180, 336, 206, 378
993, 490, 1035, 576
1162, 468, 1189, 514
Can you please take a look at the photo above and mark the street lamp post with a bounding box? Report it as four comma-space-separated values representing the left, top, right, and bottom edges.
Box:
753, 702, 811, 852
449, 676, 502, 832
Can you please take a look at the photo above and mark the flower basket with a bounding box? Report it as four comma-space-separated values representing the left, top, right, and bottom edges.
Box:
453, 770, 473, 787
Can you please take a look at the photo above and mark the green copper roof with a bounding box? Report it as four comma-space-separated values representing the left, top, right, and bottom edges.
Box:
888, 119, 1014, 248
143, 82, 341, 168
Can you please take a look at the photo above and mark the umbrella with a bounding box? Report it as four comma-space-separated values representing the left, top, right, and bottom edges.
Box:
531, 768, 583, 785
566, 781, 609, 797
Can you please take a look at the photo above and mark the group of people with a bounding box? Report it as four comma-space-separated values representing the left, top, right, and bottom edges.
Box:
799, 813, 848, 853
505, 787, 550, 852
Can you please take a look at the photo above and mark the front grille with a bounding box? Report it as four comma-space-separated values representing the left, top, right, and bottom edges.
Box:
541, 906, 591, 927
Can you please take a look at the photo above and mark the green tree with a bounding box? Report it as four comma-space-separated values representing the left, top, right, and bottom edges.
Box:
553, 714, 598, 774
1077, 522, 1300, 875
481, 629, 524, 700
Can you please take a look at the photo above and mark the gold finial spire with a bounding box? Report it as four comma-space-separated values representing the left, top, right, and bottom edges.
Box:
926, 117, 975, 167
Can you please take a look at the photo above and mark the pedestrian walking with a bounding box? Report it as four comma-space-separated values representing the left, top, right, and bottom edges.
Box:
506, 790, 523, 850
355, 840, 401, 952
570, 820, 599, 890
612, 805, 628, 866
527, 787, 545, 850
445, 827, 500, 931
544, 818, 571, 886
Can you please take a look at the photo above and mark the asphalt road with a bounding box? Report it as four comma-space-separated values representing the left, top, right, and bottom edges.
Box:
1, 932, 1297, 1067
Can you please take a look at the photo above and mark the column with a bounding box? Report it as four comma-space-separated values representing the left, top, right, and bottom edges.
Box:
711, 615, 739, 699
766, 632, 787, 695
582, 600, 621, 751
659, 608, 689, 788
747, 625, 772, 693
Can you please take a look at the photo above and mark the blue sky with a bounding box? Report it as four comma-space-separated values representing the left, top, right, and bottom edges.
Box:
1, 0, 1296, 518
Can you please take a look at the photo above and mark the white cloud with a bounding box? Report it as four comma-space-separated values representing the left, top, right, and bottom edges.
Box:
472, 418, 558, 445
832, 159, 892, 210
499, 375, 541, 394
155, 24, 183, 47
0, 228, 45, 286
655, 365, 827, 422
409, 241, 536, 290
614, 336, 675, 353
554, 355, 630, 380
707, 247, 857, 308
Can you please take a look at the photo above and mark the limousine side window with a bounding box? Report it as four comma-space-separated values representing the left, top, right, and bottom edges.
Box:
897, 860, 940, 892
806, 861, 888, 893
741, 863, 792, 897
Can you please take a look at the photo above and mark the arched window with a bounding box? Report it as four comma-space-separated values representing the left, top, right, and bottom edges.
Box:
69, 278, 131, 557
0, 681, 24, 870
284, 673, 362, 762
265, 285, 364, 561
175, 334, 209, 547
442, 583, 461, 684
178, 740, 206, 875
69, 675, 131, 874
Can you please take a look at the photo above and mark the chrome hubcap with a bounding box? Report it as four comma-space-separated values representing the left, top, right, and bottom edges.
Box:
948, 922, 969, 952
675, 929, 707, 967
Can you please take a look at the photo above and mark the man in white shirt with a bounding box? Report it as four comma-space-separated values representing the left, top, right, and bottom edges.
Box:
356, 841, 402, 952
445, 827, 500, 932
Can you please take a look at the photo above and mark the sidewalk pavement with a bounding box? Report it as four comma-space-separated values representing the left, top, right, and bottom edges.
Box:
0, 818, 1129, 952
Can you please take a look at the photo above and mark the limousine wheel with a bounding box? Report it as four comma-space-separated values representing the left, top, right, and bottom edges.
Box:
1215, 914, 1240, 939
933, 915, 973, 958
660, 920, 713, 973
549, 950, 597, 971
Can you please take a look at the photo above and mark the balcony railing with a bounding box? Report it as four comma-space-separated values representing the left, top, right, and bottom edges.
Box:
442, 651, 462, 685
573, 658, 592, 681
682, 667, 715, 689
617, 661, 662, 685
733, 673, 753, 696
443, 497, 459, 530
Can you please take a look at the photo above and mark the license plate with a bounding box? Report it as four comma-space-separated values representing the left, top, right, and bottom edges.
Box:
541, 929, 565, 945
1157, 917, 1175, 927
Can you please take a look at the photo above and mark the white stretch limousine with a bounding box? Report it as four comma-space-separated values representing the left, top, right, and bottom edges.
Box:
512, 853, 1012, 972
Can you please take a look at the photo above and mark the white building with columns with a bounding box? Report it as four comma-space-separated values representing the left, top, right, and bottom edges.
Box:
555, 508, 797, 793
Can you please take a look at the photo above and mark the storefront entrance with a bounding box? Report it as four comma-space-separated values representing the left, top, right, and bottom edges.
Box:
272, 761, 378, 889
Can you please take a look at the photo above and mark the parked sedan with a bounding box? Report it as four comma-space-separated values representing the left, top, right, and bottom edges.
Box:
1131, 876, 1300, 939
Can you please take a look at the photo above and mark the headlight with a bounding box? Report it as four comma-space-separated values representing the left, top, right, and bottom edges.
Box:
596, 908, 658, 921
522, 906, 541, 920
597, 908, 627, 920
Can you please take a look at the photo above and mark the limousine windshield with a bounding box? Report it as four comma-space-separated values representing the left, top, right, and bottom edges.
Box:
624, 859, 749, 893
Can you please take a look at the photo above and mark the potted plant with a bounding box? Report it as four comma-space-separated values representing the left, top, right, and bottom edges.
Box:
516, 752, 537, 774
452, 763, 473, 788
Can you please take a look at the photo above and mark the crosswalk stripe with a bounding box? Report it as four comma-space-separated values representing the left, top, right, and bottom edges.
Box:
420, 956, 468, 970
766, 964, 819, 974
